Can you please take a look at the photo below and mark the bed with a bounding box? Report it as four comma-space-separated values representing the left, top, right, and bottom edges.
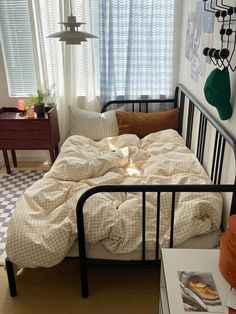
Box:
5, 84, 236, 298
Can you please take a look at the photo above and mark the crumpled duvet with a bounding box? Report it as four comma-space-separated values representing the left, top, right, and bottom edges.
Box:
6, 129, 222, 268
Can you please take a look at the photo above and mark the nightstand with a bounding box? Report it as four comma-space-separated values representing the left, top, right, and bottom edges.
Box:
159, 249, 231, 314
0, 107, 60, 174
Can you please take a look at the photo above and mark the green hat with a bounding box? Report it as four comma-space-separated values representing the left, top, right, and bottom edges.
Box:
204, 67, 232, 120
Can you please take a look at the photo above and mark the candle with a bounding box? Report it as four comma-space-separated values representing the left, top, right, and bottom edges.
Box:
18, 99, 26, 111
26, 107, 35, 118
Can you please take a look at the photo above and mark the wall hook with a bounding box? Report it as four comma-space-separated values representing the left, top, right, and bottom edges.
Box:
202, 0, 236, 72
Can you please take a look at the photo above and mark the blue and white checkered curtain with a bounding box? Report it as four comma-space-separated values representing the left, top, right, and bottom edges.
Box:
98, 0, 174, 105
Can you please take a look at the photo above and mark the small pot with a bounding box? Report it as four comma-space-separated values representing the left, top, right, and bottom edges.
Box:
34, 103, 45, 117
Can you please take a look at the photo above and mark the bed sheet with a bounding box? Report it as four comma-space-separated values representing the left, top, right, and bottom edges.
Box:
67, 229, 222, 260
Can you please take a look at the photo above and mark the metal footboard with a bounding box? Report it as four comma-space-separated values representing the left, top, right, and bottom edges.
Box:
76, 183, 236, 298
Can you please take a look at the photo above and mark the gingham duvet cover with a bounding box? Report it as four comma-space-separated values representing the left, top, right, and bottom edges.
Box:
6, 130, 222, 268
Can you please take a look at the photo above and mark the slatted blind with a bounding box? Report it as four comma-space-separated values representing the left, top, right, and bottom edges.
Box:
0, 0, 37, 96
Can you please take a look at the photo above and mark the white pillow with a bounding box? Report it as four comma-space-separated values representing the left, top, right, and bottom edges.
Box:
69, 107, 119, 140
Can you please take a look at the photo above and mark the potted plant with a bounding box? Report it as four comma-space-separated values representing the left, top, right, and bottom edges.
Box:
25, 89, 45, 117
25, 103, 35, 118
26, 88, 55, 117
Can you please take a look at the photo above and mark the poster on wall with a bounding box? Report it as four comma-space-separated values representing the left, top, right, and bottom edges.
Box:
185, 0, 215, 82
185, 11, 195, 61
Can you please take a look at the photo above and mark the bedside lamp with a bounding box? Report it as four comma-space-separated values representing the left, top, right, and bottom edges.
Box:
219, 214, 236, 288
17, 100, 26, 115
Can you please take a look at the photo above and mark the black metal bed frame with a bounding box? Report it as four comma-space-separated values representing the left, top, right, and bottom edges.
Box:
5, 84, 236, 299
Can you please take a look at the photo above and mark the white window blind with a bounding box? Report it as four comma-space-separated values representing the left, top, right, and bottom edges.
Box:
0, 0, 37, 97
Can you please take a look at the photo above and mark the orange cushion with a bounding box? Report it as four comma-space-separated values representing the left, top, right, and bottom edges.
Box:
115, 108, 179, 138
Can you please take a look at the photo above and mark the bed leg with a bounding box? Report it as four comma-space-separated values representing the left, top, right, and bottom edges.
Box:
80, 258, 88, 298
5, 257, 17, 297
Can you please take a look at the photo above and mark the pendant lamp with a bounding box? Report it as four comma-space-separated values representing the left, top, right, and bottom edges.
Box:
48, 0, 98, 45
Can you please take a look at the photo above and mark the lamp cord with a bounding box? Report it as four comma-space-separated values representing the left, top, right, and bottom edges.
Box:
70, 0, 73, 16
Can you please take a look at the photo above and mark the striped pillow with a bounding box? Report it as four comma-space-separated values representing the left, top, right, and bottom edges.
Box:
69, 107, 119, 140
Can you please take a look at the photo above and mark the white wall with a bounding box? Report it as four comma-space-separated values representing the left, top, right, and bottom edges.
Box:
179, 0, 236, 225
179, 0, 236, 139
173, 0, 184, 91
179, 0, 236, 174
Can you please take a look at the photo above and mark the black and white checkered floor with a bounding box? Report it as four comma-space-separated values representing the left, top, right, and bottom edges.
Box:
0, 169, 48, 264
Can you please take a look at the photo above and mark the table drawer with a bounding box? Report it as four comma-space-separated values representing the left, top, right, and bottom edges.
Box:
0, 139, 51, 150
0, 106, 60, 174
0, 120, 49, 130
0, 129, 50, 140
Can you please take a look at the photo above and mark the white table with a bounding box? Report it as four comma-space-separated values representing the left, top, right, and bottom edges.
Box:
159, 249, 231, 314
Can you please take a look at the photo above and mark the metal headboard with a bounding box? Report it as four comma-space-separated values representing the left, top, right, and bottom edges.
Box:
101, 87, 179, 113
177, 84, 236, 215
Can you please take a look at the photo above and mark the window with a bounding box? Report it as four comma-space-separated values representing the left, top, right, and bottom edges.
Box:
97, 0, 175, 104
0, 0, 175, 103
0, 0, 37, 97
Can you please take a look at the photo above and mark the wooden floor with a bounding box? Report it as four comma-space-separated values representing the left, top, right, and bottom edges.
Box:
0, 260, 160, 314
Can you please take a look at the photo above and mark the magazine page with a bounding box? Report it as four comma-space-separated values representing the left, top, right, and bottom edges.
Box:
178, 271, 224, 313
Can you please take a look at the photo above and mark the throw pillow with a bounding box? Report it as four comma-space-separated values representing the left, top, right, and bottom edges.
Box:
69, 107, 119, 140
115, 108, 179, 138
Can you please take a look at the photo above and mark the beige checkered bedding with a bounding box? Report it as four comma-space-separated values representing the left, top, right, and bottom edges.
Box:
6, 130, 222, 268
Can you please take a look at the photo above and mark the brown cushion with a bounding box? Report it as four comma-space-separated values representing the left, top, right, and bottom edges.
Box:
115, 107, 179, 138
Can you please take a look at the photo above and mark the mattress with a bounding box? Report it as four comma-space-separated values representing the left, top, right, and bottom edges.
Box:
67, 230, 222, 260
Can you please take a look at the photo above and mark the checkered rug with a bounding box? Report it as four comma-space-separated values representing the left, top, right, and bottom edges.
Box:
0, 169, 48, 265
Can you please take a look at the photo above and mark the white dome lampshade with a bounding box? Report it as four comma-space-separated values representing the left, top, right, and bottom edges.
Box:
48, 2, 98, 45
